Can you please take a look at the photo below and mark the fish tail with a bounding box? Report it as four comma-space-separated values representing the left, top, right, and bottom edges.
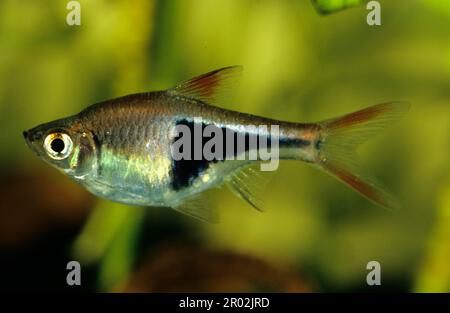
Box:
312, 102, 410, 210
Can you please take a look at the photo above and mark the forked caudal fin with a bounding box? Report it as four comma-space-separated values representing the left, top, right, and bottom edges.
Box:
314, 102, 410, 210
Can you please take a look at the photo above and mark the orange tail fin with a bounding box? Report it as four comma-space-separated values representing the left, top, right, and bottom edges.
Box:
315, 102, 410, 210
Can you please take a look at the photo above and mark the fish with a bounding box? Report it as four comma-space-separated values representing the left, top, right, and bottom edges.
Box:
23, 66, 409, 222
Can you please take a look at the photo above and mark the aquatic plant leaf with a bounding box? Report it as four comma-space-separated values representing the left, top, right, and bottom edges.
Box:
72, 202, 134, 264
98, 205, 145, 291
312, 0, 367, 15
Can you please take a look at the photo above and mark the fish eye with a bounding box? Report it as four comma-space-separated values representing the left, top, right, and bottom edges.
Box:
43, 133, 73, 160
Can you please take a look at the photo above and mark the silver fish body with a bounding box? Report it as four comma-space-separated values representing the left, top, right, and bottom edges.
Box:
75, 91, 317, 208
23, 66, 409, 221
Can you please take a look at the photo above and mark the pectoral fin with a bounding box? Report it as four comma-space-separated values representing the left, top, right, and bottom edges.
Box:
172, 195, 219, 223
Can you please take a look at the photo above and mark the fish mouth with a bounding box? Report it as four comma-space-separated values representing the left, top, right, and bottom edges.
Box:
23, 130, 32, 147
23, 129, 42, 156
22, 129, 34, 145
23, 128, 44, 143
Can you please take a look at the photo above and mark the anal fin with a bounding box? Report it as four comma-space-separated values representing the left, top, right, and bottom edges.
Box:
225, 163, 276, 212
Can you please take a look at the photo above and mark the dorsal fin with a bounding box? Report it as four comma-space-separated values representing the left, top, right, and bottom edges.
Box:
168, 66, 243, 104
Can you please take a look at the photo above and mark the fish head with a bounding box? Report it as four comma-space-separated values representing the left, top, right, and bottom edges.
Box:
23, 116, 98, 179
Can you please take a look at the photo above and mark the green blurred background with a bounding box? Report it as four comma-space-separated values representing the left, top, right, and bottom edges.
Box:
0, 0, 448, 292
